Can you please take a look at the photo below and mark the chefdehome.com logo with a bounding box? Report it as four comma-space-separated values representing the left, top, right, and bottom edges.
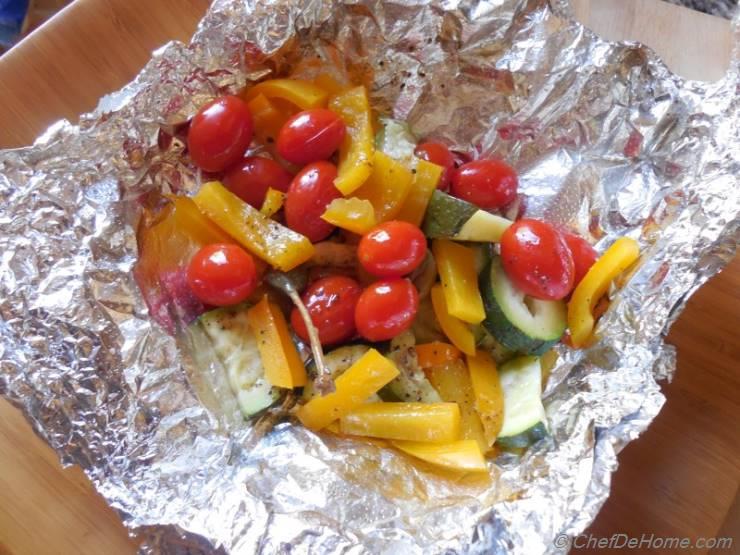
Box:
554, 533, 734, 550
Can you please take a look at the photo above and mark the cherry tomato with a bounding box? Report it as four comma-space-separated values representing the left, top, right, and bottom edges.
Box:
284, 161, 341, 242
451, 159, 518, 210
357, 221, 427, 278
277, 109, 346, 166
223, 156, 293, 208
562, 232, 598, 287
187, 96, 253, 172
355, 279, 419, 341
500, 219, 575, 300
186, 243, 258, 306
290, 276, 362, 346
414, 142, 456, 190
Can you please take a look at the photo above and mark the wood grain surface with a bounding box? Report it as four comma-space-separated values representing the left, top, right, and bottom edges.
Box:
0, 1, 736, 554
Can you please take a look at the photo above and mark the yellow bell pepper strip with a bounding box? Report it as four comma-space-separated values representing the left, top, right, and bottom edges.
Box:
425, 359, 488, 453
296, 349, 399, 431
135, 196, 234, 289
259, 187, 285, 218
339, 402, 461, 443
391, 439, 487, 472
246, 93, 289, 144
395, 160, 443, 227
568, 237, 640, 347
243, 78, 329, 110
313, 74, 349, 97
354, 150, 414, 222
329, 86, 375, 195
193, 181, 314, 272
168, 195, 234, 246
430, 284, 476, 355
321, 197, 377, 234
466, 351, 504, 447
432, 239, 486, 324
415, 341, 462, 369
247, 296, 307, 389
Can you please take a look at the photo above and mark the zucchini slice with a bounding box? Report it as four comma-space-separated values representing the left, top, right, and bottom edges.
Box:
497, 356, 547, 439
375, 117, 417, 163
480, 257, 566, 355
423, 190, 512, 242
385, 332, 442, 403
199, 306, 280, 418
496, 422, 548, 450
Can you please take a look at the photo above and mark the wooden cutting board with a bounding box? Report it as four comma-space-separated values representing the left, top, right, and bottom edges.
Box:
0, 1, 736, 553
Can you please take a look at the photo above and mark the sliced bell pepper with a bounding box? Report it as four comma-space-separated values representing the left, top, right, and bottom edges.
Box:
329, 86, 375, 195
193, 181, 314, 272
246, 93, 290, 144
466, 351, 504, 447
391, 439, 487, 472
354, 150, 414, 222
340, 402, 461, 443
321, 197, 377, 234
313, 74, 349, 97
568, 237, 640, 347
415, 341, 462, 369
260, 187, 285, 218
425, 359, 488, 453
395, 160, 443, 227
432, 239, 486, 324
243, 78, 329, 110
247, 296, 307, 389
296, 349, 399, 430
430, 284, 476, 356
135, 196, 234, 287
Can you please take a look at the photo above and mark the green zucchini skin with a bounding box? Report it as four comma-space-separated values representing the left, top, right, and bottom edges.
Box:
422, 190, 478, 238
479, 258, 566, 356
496, 422, 548, 450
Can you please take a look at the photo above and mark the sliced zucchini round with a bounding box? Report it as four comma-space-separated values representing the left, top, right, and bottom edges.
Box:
480, 258, 566, 355
497, 355, 547, 439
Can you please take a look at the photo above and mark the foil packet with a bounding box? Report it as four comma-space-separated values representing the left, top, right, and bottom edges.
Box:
1, 0, 738, 553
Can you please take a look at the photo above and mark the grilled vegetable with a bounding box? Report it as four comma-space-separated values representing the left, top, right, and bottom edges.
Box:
497, 356, 546, 439
480, 257, 566, 355
340, 402, 461, 442
423, 190, 511, 242
198, 306, 280, 417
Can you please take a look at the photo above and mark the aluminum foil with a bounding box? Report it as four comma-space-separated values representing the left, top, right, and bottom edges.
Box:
1, 0, 738, 553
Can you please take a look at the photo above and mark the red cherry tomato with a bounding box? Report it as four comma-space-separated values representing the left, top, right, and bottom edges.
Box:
354, 279, 419, 342
500, 219, 575, 300
414, 142, 456, 190
284, 161, 341, 242
562, 232, 598, 287
277, 109, 346, 166
357, 221, 427, 278
290, 276, 362, 346
187, 96, 253, 172
451, 159, 518, 210
223, 156, 293, 208
186, 243, 258, 306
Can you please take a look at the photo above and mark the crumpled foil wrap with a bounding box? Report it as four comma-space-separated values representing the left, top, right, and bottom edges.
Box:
1, 0, 738, 553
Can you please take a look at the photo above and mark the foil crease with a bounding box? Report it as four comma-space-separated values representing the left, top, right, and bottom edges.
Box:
1, 0, 738, 553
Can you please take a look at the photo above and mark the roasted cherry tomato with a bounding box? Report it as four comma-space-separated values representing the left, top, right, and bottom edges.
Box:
285, 161, 341, 242
357, 221, 427, 278
277, 109, 346, 166
414, 142, 456, 190
290, 276, 362, 346
223, 156, 293, 208
355, 279, 419, 341
186, 243, 257, 306
451, 159, 518, 210
562, 232, 598, 287
187, 96, 253, 172
500, 219, 574, 300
